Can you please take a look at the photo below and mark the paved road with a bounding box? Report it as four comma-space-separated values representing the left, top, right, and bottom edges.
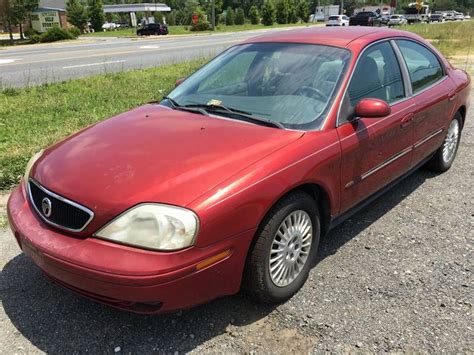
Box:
0, 90, 472, 353
0, 28, 298, 88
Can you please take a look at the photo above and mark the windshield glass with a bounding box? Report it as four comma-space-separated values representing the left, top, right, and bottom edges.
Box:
165, 43, 351, 130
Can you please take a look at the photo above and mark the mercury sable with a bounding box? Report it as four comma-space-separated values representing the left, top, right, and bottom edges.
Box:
7, 27, 470, 313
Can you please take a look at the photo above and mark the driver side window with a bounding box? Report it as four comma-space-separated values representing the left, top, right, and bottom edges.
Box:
339, 41, 405, 124
348, 41, 405, 107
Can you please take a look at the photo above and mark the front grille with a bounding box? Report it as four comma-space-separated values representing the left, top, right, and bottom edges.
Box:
28, 180, 93, 232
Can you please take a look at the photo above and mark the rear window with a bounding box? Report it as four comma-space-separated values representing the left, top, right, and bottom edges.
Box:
329, 16, 340, 20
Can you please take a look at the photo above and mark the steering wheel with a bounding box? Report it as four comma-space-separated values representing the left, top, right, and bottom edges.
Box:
294, 86, 328, 101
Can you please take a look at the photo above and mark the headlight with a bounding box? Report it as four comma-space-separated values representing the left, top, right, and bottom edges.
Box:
23, 150, 44, 187
94, 204, 199, 251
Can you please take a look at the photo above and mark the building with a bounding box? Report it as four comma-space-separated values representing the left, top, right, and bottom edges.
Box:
353, 4, 396, 16
30, 0, 70, 33
310, 5, 340, 22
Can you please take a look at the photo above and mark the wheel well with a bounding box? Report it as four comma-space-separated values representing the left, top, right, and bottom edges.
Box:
296, 184, 331, 237
458, 106, 466, 129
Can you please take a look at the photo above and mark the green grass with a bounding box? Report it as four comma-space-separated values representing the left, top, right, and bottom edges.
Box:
84, 23, 320, 37
0, 58, 208, 190
401, 20, 474, 58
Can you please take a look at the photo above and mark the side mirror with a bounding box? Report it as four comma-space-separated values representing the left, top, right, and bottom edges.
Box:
354, 98, 391, 119
175, 77, 185, 87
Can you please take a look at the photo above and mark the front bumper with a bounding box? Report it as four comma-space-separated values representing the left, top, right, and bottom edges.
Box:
7, 185, 255, 314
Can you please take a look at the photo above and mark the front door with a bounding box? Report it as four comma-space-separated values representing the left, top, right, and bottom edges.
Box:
395, 39, 456, 165
336, 40, 416, 213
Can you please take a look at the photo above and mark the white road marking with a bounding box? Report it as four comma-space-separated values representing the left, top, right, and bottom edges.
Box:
0, 58, 18, 64
63, 60, 126, 69
140, 45, 161, 49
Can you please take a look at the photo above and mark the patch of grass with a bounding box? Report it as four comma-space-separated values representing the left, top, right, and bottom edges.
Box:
0, 58, 208, 190
84, 23, 320, 37
401, 20, 474, 58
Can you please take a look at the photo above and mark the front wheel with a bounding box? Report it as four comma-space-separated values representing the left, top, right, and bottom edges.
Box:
243, 191, 320, 303
426, 113, 462, 172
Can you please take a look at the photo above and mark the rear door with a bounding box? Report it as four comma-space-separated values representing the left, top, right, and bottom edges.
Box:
337, 40, 416, 212
394, 39, 456, 165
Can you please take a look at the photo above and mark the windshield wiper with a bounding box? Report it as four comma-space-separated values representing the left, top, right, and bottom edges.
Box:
184, 103, 284, 129
162, 97, 209, 116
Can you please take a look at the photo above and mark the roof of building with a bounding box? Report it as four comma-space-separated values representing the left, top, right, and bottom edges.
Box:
103, 3, 171, 13
38, 0, 66, 10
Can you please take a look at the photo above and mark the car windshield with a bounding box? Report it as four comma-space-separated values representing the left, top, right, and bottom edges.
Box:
164, 43, 351, 130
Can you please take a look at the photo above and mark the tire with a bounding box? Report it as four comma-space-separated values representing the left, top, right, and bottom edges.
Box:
243, 191, 320, 303
426, 112, 462, 172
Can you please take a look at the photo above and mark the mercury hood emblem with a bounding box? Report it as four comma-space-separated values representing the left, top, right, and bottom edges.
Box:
41, 197, 52, 217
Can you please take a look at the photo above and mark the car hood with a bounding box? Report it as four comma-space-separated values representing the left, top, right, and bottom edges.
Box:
33, 104, 304, 230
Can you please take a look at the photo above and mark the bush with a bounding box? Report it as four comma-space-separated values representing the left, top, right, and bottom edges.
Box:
235, 8, 245, 25
166, 11, 176, 26
261, 1, 276, 26
39, 27, 74, 43
68, 27, 81, 38
296, 0, 310, 22
288, 1, 298, 23
276, 0, 290, 24
249, 5, 260, 25
24, 28, 41, 43
225, 7, 235, 25
190, 20, 210, 31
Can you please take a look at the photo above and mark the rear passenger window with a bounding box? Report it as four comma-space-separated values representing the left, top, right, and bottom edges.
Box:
396, 40, 444, 93
347, 41, 405, 107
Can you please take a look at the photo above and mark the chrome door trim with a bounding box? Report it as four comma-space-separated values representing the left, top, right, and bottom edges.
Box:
413, 128, 444, 149
345, 127, 445, 189
345, 145, 413, 189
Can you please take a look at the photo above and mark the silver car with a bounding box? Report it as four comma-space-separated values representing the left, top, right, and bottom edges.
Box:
388, 15, 407, 26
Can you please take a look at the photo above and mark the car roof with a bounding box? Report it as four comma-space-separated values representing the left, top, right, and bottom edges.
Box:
244, 27, 421, 50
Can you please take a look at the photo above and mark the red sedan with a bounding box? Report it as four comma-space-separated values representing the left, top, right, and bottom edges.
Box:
7, 27, 470, 314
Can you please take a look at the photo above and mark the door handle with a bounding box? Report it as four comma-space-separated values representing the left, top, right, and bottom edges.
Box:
400, 113, 414, 128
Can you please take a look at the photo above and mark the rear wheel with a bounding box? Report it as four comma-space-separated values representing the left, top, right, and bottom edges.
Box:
243, 191, 320, 303
426, 112, 462, 172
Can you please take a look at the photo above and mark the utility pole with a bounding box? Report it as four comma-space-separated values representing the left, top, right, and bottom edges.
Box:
211, 0, 216, 30
341, 0, 344, 14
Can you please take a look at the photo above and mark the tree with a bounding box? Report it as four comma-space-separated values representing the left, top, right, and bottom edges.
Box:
235, 7, 245, 24
66, 0, 88, 32
288, 1, 297, 23
88, 0, 105, 32
275, 0, 289, 24
296, 0, 310, 22
166, 11, 176, 25
1, 0, 39, 40
249, 5, 260, 24
225, 6, 234, 25
261, 0, 276, 25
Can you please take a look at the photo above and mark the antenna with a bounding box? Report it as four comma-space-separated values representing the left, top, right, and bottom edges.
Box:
465, 31, 473, 72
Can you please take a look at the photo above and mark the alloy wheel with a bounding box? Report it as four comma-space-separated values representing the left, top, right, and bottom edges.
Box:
269, 210, 313, 287
442, 119, 460, 164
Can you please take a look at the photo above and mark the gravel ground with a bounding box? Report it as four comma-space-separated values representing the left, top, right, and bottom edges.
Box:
0, 90, 472, 354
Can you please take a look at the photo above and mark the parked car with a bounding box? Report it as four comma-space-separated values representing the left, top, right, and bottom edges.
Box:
454, 12, 465, 20
349, 11, 379, 26
137, 23, 168, 36
429, 13, 445, 22
326, 15, 349, 26
444, 11, 456, 20
464, 14, 471, 20
101, 22, 118, 31
388, 14, 408, 26
8, 27, 470, 314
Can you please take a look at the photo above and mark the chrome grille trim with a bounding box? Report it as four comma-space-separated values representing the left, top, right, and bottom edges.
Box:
27, 179, 94, 232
